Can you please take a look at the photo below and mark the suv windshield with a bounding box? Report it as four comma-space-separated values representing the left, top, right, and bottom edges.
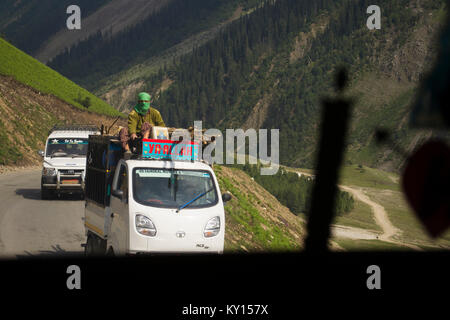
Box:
45, 138, 88, 157
133, 168, 218, 209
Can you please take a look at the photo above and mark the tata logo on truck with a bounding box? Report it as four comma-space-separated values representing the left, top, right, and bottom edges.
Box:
176, 231, 186, 238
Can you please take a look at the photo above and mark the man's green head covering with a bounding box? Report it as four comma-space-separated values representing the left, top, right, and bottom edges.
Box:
134, 92, 151, 115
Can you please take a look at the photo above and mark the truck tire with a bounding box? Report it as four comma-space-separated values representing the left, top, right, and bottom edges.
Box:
85, 234, 94, 256
85, 233, 106, 256
106, 246, 115, 257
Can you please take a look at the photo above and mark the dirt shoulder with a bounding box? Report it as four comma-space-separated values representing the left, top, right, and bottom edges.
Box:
0, 165, 41, 175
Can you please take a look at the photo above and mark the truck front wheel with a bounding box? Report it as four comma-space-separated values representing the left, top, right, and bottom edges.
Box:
106, 246, 115, 257
85, 233, 106, 256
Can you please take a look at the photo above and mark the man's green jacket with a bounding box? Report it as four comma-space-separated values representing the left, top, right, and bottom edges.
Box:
128, 107, 165, 135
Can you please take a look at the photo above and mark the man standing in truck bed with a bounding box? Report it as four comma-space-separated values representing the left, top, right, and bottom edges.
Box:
120, 92, 165, 158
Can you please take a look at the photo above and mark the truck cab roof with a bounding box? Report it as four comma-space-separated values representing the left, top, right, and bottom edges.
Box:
47, 125, 100, 140
47, 130, 100, 139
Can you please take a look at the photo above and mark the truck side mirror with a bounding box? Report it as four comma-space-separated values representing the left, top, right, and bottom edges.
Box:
222, 193, 232, 203
38, 150, 44, 157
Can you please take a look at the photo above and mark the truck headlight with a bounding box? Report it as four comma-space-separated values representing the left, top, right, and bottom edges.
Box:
204, 216, 220, 238
42, 167, 56, 176
135, 214, 157, 237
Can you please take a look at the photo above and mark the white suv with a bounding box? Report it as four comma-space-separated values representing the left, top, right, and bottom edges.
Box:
39, 125, 100, 199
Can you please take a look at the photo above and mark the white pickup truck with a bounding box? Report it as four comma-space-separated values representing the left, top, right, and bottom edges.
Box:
39, 125, 100, 199
84, 135, 230, 255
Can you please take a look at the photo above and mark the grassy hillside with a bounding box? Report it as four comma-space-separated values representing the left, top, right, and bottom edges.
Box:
338, 164, 400, 191
215, 165, 305, 252
0, 75, 126, 166
365, 187, 450, 249
336, 165, 450, 250
0, 38, 123, 117
218, 162, 450, 252
287, 164, 450, 250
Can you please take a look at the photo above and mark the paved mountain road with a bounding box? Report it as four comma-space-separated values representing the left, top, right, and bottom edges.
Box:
0, 169, 86, 258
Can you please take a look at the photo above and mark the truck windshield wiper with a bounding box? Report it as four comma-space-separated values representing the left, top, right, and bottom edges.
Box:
50, 152, 68, 158
70, 154, 85, 158
176, 187, 215, 213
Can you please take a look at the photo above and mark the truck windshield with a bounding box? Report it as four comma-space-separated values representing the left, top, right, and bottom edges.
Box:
133, 168, 218, 209
46, 138, 88, 157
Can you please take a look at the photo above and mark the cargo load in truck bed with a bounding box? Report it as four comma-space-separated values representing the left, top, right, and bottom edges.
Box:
85, 135, 123, 207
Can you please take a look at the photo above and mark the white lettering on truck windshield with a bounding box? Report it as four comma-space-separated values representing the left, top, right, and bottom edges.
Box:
46, 138, 89, 157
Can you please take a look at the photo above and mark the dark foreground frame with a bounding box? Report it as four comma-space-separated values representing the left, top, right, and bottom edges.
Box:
1, 251, 448, 315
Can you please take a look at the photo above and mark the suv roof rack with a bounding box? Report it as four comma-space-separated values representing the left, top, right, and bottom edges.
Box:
49, 124, 100, 134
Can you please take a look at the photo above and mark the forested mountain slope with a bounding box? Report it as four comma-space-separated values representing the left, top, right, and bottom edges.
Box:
0, 0, 175, 63
3, 0, 446, 172
35, 0, 173, 63
47, 0, 262, 91
144, 0, 447, 171
0, 0, 111, 57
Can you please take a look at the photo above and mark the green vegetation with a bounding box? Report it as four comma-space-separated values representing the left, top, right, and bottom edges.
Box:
221, 175, 294, 250
0, 37, 123, 117
365, 188, 450, 247
216, 167, 301, 251
334, 195, 381, 232
287, 164, 450, 250
75, 93, 92, 109
338, 164, 400, 191
240, 0, 265, 11
9, 0, 444, 172
0, 0, 111, 55
142, 0, 445, 171
344, 76, 417, 169
237, 163, 354, 216
0, 118, 23, 164
336, 164, 450, 249
24, 0, 446, 172
0, 88, 67, 165
49, 0, 250, 90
